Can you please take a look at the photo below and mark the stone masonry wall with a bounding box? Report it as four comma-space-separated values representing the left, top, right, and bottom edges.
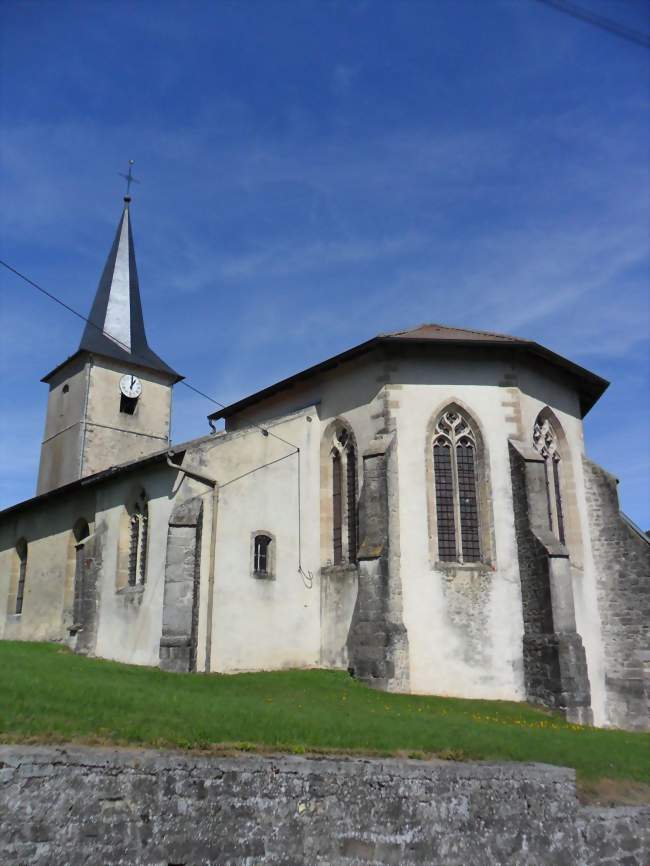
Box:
583, 457, 650, 730
159, 498, 203, 674
1, 746, 648, 866
71, 523, 103, 656
509, 443, 591, 720
349, 434, 409, 692
510, 446, 554, 637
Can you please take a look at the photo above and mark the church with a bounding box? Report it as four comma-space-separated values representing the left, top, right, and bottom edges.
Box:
1, 196, 648, 732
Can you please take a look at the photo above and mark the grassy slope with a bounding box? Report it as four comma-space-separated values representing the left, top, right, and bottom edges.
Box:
1, 642, 648, 785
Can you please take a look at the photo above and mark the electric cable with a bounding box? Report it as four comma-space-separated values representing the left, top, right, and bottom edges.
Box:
0, 258, 299, 451
1, 257, 313, 585
533, 0, 650, 48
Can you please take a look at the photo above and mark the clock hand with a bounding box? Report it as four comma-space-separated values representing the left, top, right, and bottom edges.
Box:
130, 376, 135, 389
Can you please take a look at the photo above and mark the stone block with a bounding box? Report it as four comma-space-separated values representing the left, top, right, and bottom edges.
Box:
2, 745, 647, 865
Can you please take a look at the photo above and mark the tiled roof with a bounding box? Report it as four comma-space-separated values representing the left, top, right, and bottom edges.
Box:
383, 323, 523, 343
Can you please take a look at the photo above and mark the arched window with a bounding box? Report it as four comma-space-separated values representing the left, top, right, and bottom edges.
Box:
330, 427, 358, 565
432, 410, 481, 563
533, 414, 565, 544
250, 530, 275, 579
128, 493, 149, 586
14, 539, 28, 614
254, 534, 272, 575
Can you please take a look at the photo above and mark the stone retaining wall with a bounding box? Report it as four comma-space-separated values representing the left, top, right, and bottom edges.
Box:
0, 746, 647, 865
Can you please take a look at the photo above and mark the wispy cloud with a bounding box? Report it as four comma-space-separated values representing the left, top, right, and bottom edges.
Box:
1, 0, 648, 519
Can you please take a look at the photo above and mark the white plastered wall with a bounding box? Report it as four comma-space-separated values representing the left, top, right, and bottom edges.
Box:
189, 409, 322, 673
0, 490, 95, 643
216, 353, 522, 693
391, 356, 525, 701
395, 355, 605, 716
205, 354, 389, 673
92, 465, 177, 667
222, 349, 606, 715
224, 353, 528, 699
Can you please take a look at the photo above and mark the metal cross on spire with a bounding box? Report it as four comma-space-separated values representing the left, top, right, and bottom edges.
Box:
118, 160, 140, 198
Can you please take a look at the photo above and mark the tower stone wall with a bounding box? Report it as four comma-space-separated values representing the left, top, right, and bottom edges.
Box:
36, 198, 180, 496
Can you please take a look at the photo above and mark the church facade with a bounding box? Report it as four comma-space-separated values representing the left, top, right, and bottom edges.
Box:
1, 198, 648, 731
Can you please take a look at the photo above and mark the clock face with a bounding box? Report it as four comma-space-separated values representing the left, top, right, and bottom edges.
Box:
119, 374, 142, 399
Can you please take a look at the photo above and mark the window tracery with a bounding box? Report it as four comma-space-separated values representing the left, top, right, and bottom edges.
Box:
128, 493, 148, 586
432, 410, 481, 563
533, 415, 565, 544
329, 425, 358, 565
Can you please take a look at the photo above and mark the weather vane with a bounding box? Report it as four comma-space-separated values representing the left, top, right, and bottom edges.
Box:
118, 160, 140, 197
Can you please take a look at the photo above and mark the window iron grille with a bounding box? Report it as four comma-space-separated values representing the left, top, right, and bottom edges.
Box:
332, 450, 343, 565
254, 534, 272, 574
433, 410, 481, 564
346, 447, 358, 564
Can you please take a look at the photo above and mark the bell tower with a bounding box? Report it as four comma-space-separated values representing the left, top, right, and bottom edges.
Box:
36, 196, 182, 495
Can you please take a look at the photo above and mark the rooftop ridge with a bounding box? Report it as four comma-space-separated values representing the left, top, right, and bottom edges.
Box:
383, 322, 526, 343
207, 323, 608, 423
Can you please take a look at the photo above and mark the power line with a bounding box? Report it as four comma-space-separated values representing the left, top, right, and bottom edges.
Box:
0, 258, 299, 452
533, 0, 650, 48
1, 257, 314, 585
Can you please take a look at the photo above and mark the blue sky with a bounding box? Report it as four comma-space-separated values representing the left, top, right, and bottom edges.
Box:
1, 0, 648, 526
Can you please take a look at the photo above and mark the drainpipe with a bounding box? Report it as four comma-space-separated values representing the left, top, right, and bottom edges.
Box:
166, 450, 219, 673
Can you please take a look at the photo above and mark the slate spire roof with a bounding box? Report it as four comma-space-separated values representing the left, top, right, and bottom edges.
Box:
76, 197, 181, 380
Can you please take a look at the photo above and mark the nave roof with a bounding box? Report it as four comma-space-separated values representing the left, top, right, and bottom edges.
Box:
207, 322, 609, 423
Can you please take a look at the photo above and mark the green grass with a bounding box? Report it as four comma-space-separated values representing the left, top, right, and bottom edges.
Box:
1, 641, 648, 785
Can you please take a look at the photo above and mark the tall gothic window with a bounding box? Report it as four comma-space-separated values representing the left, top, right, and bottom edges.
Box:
432, 410, 481, 563
330, 426, 358, 565
128, 492, 149, 586
533, 414, 565, 544
15, 538, 28, 614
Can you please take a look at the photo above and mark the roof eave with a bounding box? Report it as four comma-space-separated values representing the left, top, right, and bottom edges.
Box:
0, 445, 187, 520
522, 341, 609, 416
208, 333, 609, 422
386, 335, 609, 408
41, 348, 184, 384
207, 336, 381, 421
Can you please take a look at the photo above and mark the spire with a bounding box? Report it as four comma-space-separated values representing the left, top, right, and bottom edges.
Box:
78, 198, 181, 380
